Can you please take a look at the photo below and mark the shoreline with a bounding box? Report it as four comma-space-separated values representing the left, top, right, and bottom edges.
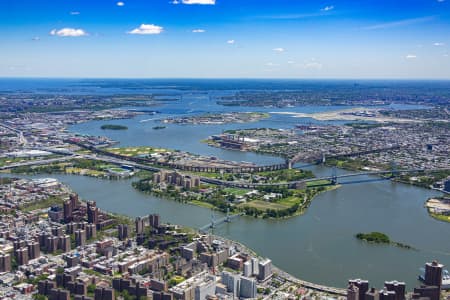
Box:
425, 197, 450, 224
209, 233, 347, 296
132, 176, 340, 220
40, 174, 346, 296
0, 172, 443, 295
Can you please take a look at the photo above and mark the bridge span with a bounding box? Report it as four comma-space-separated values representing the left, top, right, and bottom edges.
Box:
3, 141, 448, 191
66, 139, 289, 173
199, 211, 244, 233
199, 168, 450, 189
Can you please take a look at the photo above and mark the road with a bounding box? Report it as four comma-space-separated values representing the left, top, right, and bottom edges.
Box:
210, 235, 347, 296
2, 150, 448, 191
199, 168, 450, 189
0, 122, 27, 145
0, 155, 77, 170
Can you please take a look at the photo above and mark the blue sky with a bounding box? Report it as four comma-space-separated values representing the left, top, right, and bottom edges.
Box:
1, 0, 449, 78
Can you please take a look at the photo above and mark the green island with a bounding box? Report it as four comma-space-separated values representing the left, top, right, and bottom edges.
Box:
100, 124, 128, 130
355, 232, 415, 250
132, 169, 339, 219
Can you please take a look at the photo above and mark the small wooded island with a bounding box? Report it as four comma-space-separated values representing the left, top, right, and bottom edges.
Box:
355, 232, 415, 250
100, 124, 128, 130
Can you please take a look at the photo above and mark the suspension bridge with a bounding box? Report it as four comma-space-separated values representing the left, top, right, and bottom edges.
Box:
199, 209, 244, 233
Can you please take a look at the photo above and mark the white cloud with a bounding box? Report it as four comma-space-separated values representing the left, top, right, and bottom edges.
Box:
287, 60, 295, 64
433, 42, 444, 46
117, 1, 125, 6
192, 29, 206, 33
304, 62, 323, 70
272, 47, 285, 52
182, 0, 215, 4
227, 39, 235, 44
128, 24, 164, 35
301, 58, 323, 70
321, 5, 334, 11
443, 53, 448, 57
171, 0, 180, 4
363, 16, 435, 30
405, 54, 417, 59
50, 28, 88, 37
265, 62, 280, 67
70, 11, 80, 15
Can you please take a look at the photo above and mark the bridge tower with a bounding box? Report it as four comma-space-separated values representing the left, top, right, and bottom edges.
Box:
390, 161, 398, 178
331, 167, 338, 185
287, 159, 292, 169
225, 208, 231, 223
210, 212, 216, 229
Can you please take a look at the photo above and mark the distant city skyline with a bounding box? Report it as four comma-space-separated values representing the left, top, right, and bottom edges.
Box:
1, 0, 450, 79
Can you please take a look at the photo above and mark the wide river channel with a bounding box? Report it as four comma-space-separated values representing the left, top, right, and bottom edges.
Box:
12, 92, 450, 289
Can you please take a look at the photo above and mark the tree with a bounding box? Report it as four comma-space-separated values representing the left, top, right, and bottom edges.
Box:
87, 283, 96, 294
121, 290, 133, 300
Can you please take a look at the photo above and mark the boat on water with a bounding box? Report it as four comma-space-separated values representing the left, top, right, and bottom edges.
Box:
419, 268, 450, 289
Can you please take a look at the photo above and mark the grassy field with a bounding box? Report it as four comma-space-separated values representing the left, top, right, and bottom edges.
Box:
189, 200, 215, 209
9, 158, 124, 178
0, 155, 61, 167
277, 195, 303, 207
256, 168, 314, 182
239, 200, 289, 210
65, 167, 106, 177
21, 196, 64, 212
306, 179, 331, 187
223, 187, 248, 196
430, 212, 450, 223
0, 157, 31, 167
106, 146, 168, 157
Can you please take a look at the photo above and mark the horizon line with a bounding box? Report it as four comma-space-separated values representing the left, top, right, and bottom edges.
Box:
1, 76, 450, 81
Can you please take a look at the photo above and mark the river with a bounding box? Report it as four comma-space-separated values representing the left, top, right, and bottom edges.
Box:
3, 79, 448, 290
67, 94, 448, 289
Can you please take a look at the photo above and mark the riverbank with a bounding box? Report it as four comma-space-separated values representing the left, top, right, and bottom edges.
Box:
132, 175, 339, 220
425, 197, 450, 223
2, 157, 446, 289
210, 234, 347, 297
5, 174, 346, 297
